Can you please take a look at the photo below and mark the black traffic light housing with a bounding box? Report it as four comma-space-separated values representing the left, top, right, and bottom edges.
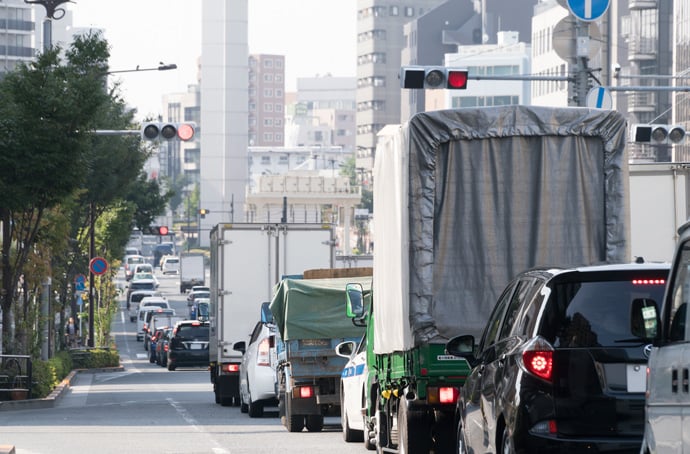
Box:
198, 208, 209, 218
400, 66, 469, 89
631, 124, 686, 145
142, 226, 170, 235
141, 122, 196, 141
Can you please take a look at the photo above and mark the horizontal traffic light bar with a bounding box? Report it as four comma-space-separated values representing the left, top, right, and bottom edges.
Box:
631, 124, 686, 144
400, 66, 469, 89
141, 122, 196, 142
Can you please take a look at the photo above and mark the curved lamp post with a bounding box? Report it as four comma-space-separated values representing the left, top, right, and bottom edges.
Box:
24, 1, 73, 51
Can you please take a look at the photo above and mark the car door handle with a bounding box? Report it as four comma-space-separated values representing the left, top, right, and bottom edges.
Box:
672, 369, 678, 393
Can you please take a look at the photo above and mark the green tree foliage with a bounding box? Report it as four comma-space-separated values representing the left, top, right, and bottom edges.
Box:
0, 33, 112, 353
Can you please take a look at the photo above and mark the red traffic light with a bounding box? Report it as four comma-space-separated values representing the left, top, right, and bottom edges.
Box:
177, 123, 195, 141
447, 70, 468, 89
141, 122, 196, 141
157, 226, 169, 235
400, 66, 469, 90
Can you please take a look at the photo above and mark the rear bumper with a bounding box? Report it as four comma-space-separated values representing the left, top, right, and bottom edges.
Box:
168, 351, 209, 368
523, 432, 641, 453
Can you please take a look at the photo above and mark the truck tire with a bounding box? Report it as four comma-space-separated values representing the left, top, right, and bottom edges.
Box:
305, 414, 324, 432
397, 400, 430, 454
285, 395, 304, 432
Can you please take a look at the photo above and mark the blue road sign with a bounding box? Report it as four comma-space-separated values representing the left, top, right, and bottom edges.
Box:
567, 0, 610, 22
74, 274, 86, 291
89, 256, 109, 276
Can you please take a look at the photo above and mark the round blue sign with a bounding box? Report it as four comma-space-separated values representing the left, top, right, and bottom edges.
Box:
89, 257, 109, 276
567, 0, 610, 22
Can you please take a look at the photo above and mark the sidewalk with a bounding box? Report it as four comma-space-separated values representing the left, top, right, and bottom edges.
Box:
0, 365, 124, 412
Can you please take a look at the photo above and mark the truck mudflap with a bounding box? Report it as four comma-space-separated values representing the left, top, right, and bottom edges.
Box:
211, 362, 241, 406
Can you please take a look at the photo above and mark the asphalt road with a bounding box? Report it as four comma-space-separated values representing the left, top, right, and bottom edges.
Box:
0, 269, 365, 454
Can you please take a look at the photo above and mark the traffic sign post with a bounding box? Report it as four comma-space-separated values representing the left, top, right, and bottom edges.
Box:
74, 274, 86, 292
567, 0, 610, 22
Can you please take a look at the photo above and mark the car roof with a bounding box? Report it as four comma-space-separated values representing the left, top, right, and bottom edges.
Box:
519, 261, 670, 281
140, 296, 167, 304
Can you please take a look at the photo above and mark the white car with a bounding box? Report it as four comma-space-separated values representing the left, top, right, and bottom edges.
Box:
136, 298, 172, 341
127, 289, 163, 322
234, 311, 278, 418
161, 256, 180, 275
336, 334, 373, 448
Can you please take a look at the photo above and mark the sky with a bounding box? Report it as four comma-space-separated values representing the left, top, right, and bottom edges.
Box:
64, 0, 357, 120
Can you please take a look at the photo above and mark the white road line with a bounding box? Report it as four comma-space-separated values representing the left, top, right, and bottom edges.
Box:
166, 398, 231, 454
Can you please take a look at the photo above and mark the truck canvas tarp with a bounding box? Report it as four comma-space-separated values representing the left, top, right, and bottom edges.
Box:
270, 276, 372, 341
374, 105, 629, 354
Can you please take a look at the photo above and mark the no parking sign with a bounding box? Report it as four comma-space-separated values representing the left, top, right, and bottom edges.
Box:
89, 257, 109, 276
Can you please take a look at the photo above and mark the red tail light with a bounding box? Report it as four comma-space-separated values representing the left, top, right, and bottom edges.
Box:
523, 351, 553, 381
439, 387, 459, 404
296, 386, 314, 399
257, 338, 271, 366
521, 336, 555, 382
222, 363, 240, 373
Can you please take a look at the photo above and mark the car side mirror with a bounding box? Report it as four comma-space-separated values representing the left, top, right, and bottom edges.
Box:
335, 340, 356, 358
446, 335, 476, 364
631, 298, 659, 340
260, 302, 274, 324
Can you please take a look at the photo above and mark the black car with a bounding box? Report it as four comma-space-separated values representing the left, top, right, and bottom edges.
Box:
167, 320, 210, 371
446, 261, 670, 454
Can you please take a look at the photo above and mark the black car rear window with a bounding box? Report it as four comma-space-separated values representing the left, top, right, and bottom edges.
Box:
541, 271, 667, 348
130, 282, 155, 291
175, 325, 209, 341
130, 293, 152, 303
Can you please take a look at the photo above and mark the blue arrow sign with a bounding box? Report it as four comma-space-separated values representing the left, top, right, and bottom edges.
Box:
567, 0, 610, 22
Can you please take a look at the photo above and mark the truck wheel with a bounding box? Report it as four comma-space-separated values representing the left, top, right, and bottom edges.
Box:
305, 415, 324, 432
285, 396, 304, 432
397, 400, 430, 454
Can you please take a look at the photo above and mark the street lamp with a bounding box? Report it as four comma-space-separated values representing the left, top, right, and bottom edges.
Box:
86, 64, 178, 347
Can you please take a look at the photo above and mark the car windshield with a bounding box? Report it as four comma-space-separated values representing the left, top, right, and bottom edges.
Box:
128, 256, 145, 264
130, 293, 153, 303
192, 292, 210, 300
134, 273, 154, 280
130, 282, 155, 290
543, 275, 667, 348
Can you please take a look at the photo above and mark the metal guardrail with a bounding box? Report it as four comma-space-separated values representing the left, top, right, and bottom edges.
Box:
0, 355, 32, 401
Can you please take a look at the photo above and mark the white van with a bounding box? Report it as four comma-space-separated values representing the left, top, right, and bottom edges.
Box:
136, 300, 172, 342
637, 222, 690, 453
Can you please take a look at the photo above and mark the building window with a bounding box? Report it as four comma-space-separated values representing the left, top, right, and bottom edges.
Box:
276, 103, 283, 112
264, 103, 273, 112
275, 59, 283, 68
275, 75, 283, 83
249, 103, 256, 111
264, 74, 273, 82
390, 6, 399, 16
261, 155, 271, 164
264, 119, 273, 126
276, 133, 283, 142
405, 7, 414, 17
264, 88, 273, 97
279, 155, 289, 164
263, 59, 273, 68
275, 118, 283, 126
276, 89, 283, 97
264, 133, 273, 141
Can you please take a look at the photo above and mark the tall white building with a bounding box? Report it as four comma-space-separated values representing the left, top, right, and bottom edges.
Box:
199, 0, 249, 246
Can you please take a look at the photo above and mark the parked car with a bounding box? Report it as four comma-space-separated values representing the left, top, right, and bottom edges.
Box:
161, 256, 180, 275
234, 306, 278, 418
446, 261, 670, 454
155, 327, 173, 367
336, 334, 372, 446
167, 320, 210, 371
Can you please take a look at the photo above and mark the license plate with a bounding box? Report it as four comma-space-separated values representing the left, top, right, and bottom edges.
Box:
626, 364, 646, 392
190, 343, 202, 350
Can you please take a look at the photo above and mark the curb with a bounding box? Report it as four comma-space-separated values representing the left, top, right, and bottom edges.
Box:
0, 365, 125, 412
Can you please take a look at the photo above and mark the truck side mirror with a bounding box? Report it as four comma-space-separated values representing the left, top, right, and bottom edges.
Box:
631, 298, 659, 340
233, 341, 246, 354
260, 302, 274, 324
346, 283, 365, 318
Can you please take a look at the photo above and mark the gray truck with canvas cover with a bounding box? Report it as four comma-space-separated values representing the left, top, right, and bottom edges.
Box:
350, 105, 630, 452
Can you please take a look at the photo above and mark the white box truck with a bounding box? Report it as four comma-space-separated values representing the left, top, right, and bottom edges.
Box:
630, 163, 690, 262
179, 253, 205, 293
209, 223, 335, 406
